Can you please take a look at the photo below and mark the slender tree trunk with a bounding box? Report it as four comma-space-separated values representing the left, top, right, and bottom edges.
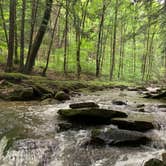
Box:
73, 0, 89, 79
24, 0, 53, 74
64, 0, 69, 74
96, 0, 106, 77
19, 0, 26, 71
27, 0, 39, 57
5, 0, 16, 72
0, 1, 8, 46
110, 0, 118, 80
14, 4, 19, 65
42, 6, 61, 76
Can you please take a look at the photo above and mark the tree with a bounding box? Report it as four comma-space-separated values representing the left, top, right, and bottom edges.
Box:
24, 0, 53, 74
5, 0, 16, 72
110, 0, 119, 80
19, 0, 26, 71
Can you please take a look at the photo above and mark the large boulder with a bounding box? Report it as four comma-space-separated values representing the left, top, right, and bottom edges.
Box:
0, 87, 34, 101
55, 91, 70, 101
110, 114, 155, 132
90, 128, 151, 147
144, 158, 166, 166
58, 108, 127, 124
69, 102, 99, 109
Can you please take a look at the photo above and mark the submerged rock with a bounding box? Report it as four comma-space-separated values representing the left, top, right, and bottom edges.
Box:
144, 158, 166, 166
69, 102, 99, 109
112, 100, 127, 105
55, 91, 70, 101
57, 122, 73, 132
58, 108, 127, 124
90, 128, 151, 147
143, 89, 166, 99
110, 114, 155, 132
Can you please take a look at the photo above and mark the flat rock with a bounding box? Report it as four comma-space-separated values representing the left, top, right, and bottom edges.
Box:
58, 108, 127, 124
112, 100, 127, 105
144, 158, 166, 166
69, 102, 99, 109
90, 128, 151, 147
110, 113, 155, 132
0, 87, 34, 101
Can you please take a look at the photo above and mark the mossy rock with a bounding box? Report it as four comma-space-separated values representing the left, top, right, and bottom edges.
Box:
110, 113, 156, 132
0, 72, 28, 83
69, 102, 99, 109
58, 108, 127, 124
55, 91, 70, 101
144, 158, 166, 166
6, 87, 34, 101
90, 128, 151, 147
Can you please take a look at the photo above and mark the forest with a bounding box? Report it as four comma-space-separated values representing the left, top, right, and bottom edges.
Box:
0, 0, 166, 82
0, 0, 166, 166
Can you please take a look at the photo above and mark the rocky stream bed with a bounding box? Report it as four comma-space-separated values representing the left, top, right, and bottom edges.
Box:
0, 87, 165, 166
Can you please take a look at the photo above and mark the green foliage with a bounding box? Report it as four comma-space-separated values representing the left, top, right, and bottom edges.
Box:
0, 0, 165, 82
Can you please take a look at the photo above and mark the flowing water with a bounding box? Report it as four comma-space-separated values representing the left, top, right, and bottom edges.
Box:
0, 88, 165, 166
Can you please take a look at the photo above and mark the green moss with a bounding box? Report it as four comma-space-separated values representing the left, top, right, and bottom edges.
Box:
91, 129, 101, 137
0, 72, 29, 81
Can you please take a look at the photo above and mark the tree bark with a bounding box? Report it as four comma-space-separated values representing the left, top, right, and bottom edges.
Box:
24, 0, 53, 74
5, 0, 16, 72
110, 0, 118, 80
42, 6, 61, 76
19, 0, 26, 71
96, 0, 106, 77
0, 1, 8, 46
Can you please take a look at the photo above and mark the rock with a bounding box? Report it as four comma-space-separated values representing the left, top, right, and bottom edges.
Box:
143, 90, 166, 99
57, 122, 73, 132
90, 128, 151, 147
32, 84, 53, 98
136, 104, 145, 108
158, 105, 166, 108
58, 108, 127, 124
110, 114, 155, 132
69, 102, 99, 109
55, 91, 70, 101
144, 158, 166, 166
112, 100, 127, 105
41, 98, 60, 105
162, 153, 166, 163
2, 87, 34, 101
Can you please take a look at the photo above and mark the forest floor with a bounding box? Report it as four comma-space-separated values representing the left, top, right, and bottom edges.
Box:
0, 68, 165, 102
0, 71, 137, 102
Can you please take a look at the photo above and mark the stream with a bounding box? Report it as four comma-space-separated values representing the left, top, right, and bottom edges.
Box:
0, 88, 165, 166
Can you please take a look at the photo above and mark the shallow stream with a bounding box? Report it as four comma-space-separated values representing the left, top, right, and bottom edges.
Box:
0, 88, 165, 166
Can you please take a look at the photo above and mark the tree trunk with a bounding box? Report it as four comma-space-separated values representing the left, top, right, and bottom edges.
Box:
24, 0, 53, 74
19, 0, 26, 71
42, 6, 61, 76
110, 0, 118, 80
5, 0, 16, 72
27, 0, 39, 58
0, 1, 8, 46
96, 0, 106, 77
64, 0, 69, 74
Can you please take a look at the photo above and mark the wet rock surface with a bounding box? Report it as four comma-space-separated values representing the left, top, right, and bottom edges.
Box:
112, 99, 127, 105
90, 128, 151, 147
110, 114, 155, 132
58, 107, 127, 124
69, 102, 99, 109
55, 91, 70, 101
144, 158, 166, 166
